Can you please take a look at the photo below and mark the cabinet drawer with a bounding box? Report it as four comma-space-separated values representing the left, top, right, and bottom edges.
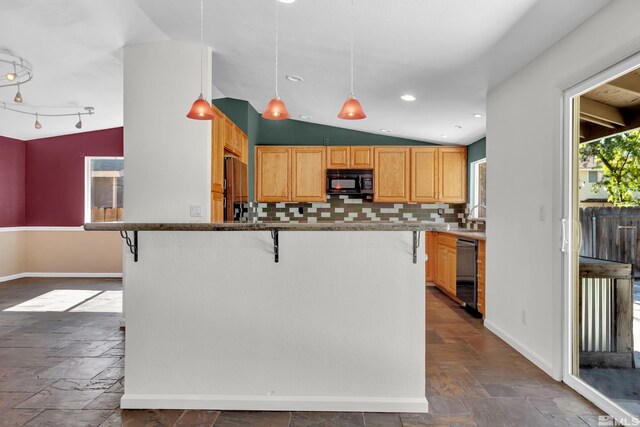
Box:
438, 234, 457, 249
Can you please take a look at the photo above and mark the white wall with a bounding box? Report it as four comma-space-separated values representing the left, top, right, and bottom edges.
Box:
123, 41, 212, 222
486, 0, 640, 379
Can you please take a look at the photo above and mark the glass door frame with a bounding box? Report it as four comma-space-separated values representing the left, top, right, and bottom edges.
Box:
562, 51, 640, 423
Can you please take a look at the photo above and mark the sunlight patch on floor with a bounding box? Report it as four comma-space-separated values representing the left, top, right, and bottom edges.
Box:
3, 289, 122, 313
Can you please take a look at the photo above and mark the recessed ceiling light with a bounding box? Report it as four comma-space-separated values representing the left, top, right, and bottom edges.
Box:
380, 128, 392, 133
473, 113, 483, 118
454, 125, 462, 129
401, 94, 416, 102
286, 74, 303, 82
441, 134, 448, 138
299, 115, 312, 120
278, 0, 295, 3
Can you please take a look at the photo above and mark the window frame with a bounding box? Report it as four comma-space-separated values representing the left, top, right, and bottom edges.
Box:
84, 156, 124, 224
469, 158, 487, 219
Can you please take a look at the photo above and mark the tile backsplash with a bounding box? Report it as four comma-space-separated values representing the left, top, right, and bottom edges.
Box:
249, 195, 469, 227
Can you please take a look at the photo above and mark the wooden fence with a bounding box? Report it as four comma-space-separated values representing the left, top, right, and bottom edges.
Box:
579, 207, 640, 274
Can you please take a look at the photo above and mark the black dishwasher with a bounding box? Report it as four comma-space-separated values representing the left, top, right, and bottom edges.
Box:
456, 238, 478, 312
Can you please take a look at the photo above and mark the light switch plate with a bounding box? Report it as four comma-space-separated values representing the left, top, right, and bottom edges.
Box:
190, 204, 202, 218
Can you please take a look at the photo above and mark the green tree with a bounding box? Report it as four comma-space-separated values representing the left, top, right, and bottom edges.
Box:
580, 130, 640, 206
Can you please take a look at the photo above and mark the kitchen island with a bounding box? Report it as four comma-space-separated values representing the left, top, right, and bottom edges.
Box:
85, 222, 449, 413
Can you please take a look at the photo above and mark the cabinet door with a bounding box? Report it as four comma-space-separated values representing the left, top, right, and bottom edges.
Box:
351, 146, 374, 168
240, 132, 249, 165
211, 191, 224, 223
425, 232, 438, 282
256, 147, 291, 202
211, 109, 225, 194
435, 244, 448, 288
411, 147, 438, 203
291, 147, 326, 202
374, 147, 410, 202
223, 119, 235, 154
327, 146, 350, 169
446, 248, 457, 295
438, 147, 467, 203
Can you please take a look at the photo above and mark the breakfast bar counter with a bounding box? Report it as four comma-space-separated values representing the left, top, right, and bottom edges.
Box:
85, 222, 446, 413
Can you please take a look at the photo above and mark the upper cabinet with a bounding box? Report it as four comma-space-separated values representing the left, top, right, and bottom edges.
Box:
374, 147, 410, 202
438, 147, 467, 203
327, 146, 374, 169
411, 147, 438, 203
211, 106, 225, 194
291, 147, 326, 202
327, 146, 350, 169
256, 147, 291, 202
350, 146, 374, 168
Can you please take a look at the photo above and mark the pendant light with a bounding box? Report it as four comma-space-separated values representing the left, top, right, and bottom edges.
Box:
187, 0, 217, 120
14, 83, 22, 103
262, 0, 290, 120
338, 0, 366, 120
34, 113, 42, 129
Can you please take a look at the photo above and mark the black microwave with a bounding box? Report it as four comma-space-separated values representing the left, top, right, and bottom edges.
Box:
326, 169, 374, 195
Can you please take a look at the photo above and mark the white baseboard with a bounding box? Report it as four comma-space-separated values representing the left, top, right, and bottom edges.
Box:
120, 394, 428, 413
484, 319, 559, 380
0, 272, 122, 283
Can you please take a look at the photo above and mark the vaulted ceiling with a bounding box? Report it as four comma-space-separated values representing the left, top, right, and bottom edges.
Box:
0, 0, 612, 142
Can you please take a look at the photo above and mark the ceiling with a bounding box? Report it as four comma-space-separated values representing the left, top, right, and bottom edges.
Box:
0, 0, 612, 143
580, 67, 640, 142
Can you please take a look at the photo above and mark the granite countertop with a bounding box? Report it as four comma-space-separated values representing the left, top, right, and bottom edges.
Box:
441, 228, 486, 241
84, 222, 453, 232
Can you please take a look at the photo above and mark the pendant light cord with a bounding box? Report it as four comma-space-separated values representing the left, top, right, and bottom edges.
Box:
200, 0, 204, 95
350, 0, 354, 96
275, 0, 279, 97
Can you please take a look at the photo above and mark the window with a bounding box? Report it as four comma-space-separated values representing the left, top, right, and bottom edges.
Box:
85, 157, 124, 223
588, 170, 599, 183
469, 158, 486, 218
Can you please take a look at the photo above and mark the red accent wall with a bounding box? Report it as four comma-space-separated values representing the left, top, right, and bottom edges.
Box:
0, 136, 26, 227
25, 128, 123, 226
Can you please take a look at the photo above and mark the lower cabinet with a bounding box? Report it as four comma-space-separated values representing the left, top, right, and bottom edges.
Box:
434, 234, 457, 298
425, 232, 438, 282
477, 240, 486, 317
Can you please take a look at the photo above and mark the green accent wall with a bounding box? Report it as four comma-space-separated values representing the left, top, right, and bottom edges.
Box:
467, 137, 486, 200
258, 118, 436, 147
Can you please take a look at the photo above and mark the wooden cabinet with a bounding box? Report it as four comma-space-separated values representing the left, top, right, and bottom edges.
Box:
211, 191, 224, 223
438, 147, 467, 203
291, 147, 326, 202
327, 146, 374, 169
240, 132, 249, 165
211, 107, 225, 194
477, 240, 486, 317
425, 232, 438, 282
351, 146, 374, 168
255, 147, 291, 202
374, 147, 410, 202
327, 146, 350, 169
411, 147, 438, 203
434, 234, 457, 298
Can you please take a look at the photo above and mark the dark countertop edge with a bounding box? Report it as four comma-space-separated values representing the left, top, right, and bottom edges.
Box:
439, 229, 486, 241
84, 222, 452, 232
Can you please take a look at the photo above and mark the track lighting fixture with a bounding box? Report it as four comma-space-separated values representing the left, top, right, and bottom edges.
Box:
1, 103, 94, 130
75, 113, 82, 129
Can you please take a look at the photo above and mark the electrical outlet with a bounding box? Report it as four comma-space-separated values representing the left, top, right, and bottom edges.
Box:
521, 309, 526, 325
298, 207, 304, 215
437, 208, 445, 216
190, 204, 202, 218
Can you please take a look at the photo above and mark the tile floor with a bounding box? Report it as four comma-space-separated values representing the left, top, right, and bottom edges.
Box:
0, 278, 606, 426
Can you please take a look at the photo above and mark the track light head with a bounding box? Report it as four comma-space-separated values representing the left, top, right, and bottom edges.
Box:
75, 113, 82, 129
14, 89, 22, 103
34, 113, 42, 129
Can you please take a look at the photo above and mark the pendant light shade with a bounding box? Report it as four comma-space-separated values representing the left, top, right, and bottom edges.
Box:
187, 94, 216, 120
187, 0, 217, 121
338, 95, 366, 120
338, 0, 366, 120
262, 96, 290, 120
263, 0, 290, 121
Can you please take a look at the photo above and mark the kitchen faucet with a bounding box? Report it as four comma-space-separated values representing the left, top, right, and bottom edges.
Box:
467, 203, 486, 219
